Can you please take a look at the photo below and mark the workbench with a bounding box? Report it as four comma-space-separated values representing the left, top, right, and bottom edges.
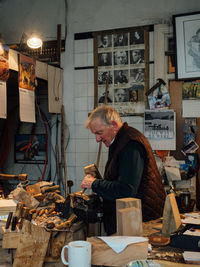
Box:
1, 219, 200, 267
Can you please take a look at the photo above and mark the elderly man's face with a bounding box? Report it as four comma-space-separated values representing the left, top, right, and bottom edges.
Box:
89, 117, 117, 147
115, 51, 127, 65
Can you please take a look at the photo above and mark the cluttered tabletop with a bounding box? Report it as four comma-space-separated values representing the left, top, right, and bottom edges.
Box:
0, 179, 200, 267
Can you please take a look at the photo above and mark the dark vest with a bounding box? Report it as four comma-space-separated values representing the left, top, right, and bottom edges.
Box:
103, 122, 166, 234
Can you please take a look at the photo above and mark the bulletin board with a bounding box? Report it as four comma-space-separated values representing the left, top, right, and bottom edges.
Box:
93, 26, 151, 116
168, 80, 185, 160
169, 80, 200, 209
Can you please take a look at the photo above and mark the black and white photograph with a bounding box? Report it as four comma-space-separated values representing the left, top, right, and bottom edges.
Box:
98, 34, 112, 48
130, 49, 145, 64
144, 110, 175, 140
114, 50, 128, 65
130, 68, 145, 83
98, 71, 113, 85
114, 88, 129, 102
98, 87, 113, 103
130, 30, 144, 45
114, 70, 128, 84
174, 12, 200, 79
114, 33, 128, 47
98, 52, 112, 66
129, 89, 138, 102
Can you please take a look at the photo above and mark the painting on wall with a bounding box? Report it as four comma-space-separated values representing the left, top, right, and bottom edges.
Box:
94, 27, 150, 116
15, 134, 47, 164
173, 12, 200, 80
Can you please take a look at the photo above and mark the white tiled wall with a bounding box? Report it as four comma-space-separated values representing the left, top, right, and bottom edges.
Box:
67, 36, 148, 193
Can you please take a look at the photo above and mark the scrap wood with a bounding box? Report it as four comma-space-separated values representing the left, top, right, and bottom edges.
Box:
13, 220, 51, 267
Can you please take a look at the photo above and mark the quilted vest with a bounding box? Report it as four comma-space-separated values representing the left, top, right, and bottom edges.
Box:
104, 122, 166, 222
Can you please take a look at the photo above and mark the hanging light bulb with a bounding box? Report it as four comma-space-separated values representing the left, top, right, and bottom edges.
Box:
27, 33, 43, 49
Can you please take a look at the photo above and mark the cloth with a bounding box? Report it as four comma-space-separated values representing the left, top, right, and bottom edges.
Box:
92, 122, 166, 235
98, 236, 148, 253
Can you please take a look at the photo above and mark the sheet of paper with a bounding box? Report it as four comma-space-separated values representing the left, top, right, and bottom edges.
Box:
98, 236, 148, 253
183, 251, 200, 262
182, 99, 200, 118
164, 166, 181, 181
19, 88, 36, 123
0, 81, 7, 119
144, 110, 176, 150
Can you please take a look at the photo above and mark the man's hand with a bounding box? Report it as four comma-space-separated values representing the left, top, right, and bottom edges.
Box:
81, 174, 96, 189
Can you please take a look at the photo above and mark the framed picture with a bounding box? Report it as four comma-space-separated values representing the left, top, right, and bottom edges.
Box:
94, 27, 150, 116
173, 12, 200, 79
15, 134, 47, 164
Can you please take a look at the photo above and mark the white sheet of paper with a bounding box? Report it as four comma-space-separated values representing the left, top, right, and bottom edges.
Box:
144, 110, 176, 151
182, 100, 200, 118
98, 236, 148, 253
0, 81, 7, 119
19, 88, 36, 123
183, 251, 200, 262
164, 166, 181, 181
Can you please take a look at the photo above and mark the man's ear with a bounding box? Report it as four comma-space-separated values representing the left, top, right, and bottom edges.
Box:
111, 120, 119, 130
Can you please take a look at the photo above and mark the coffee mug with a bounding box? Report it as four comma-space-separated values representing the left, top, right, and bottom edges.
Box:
61, 240, 91, 267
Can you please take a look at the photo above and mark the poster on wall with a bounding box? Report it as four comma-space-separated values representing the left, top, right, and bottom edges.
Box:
95, 28, 149, 116
144, 109, 176, 150
18, 54, 36, 123
15, 134, 47, 164
0, 43, 10, 119
182, 81, 200, 117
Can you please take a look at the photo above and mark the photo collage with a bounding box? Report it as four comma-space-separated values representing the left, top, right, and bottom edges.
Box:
96, 29, 148, 115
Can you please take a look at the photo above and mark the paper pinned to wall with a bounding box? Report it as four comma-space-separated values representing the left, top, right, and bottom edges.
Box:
182, 99, 200, 118
144, 109, 176, 150
0, 81, 7, 119
18, 54, 36, 123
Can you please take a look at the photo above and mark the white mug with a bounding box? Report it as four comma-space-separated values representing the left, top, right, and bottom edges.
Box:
61, 240, 91, 267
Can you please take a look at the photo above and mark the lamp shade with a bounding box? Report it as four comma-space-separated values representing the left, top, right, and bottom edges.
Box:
27, 34, 43, 49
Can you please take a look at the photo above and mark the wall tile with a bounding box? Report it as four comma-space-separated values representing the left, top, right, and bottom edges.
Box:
66, 138, 76, 153
87, 39, 94, 53
75, 53, 88, 68
66, 152, 76, 166
75, 124, 89, 139
76, 152, 89, 166
87, 69, 94, 83
75, 111, 88, 125
75, 97, 88, 111
75, 83, 88, 97
74, 39, 88, 54
88, 83, 94, 97
75, 138, 89, 153
75, 69, 88, 83
87, 52, 94, 66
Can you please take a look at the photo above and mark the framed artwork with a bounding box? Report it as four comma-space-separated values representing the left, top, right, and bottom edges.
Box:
94, 27, 150, 116
15, 134, 47, 164
173, 12, 200, 80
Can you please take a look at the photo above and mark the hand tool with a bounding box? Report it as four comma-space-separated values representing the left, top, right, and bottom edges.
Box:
145, 78, 166, 96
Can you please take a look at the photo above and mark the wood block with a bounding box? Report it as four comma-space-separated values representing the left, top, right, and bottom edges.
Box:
117, 207, 143, 236
116, 198, 142, 210
116, 198, 143, 236
12, 188, 39, 209
13, 220, 51, 267
87, 237, 148, 267
162, 193, 181, 236
2, 227, 21, 249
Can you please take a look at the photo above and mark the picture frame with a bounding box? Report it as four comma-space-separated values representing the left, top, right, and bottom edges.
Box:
94, 26, 150, 116
173, 12, 200, 80
15, 134, 47, 164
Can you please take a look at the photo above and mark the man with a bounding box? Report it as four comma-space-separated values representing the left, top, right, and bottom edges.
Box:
114, 51, 128, 65
81, 105, 166, 235
130, 49, 144, 64
114, 70, 128, 84
114, 88, 128, 102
